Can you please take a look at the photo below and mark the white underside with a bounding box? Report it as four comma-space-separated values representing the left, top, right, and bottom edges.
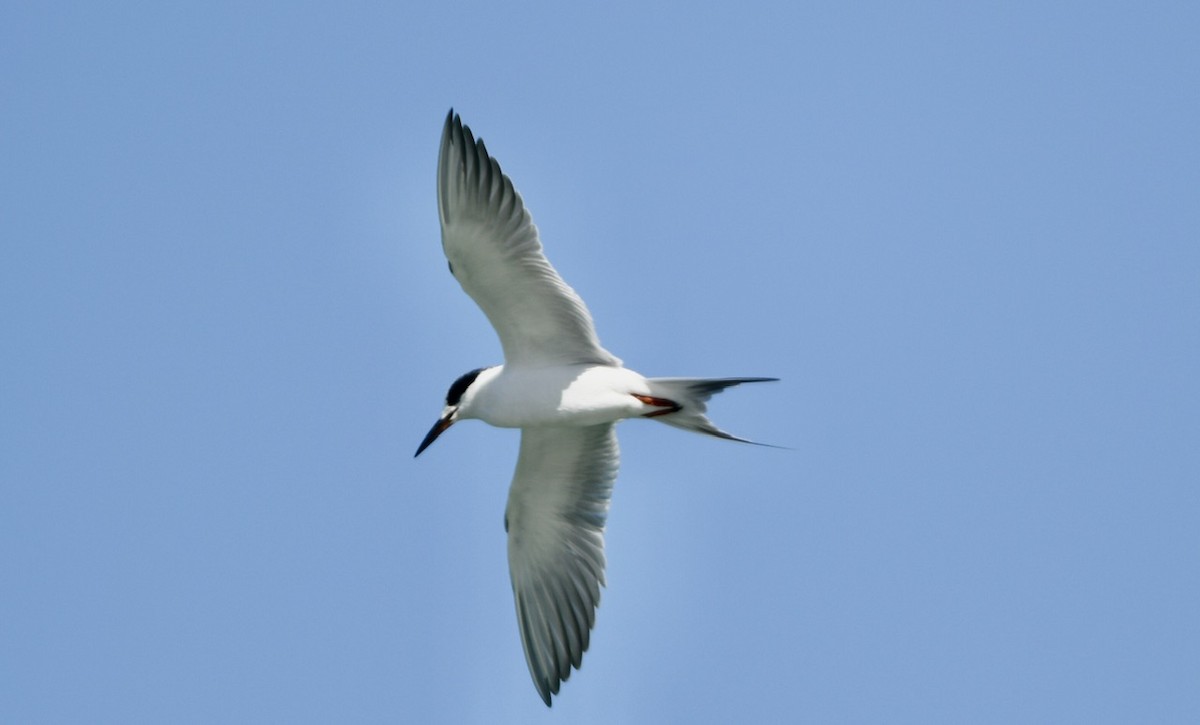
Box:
458, 364, 656, 429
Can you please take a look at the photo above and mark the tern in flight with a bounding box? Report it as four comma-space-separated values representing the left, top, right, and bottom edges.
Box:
415, 110, 776, 706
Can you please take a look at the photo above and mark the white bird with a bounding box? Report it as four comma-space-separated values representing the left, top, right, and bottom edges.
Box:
415, 110, 776, 706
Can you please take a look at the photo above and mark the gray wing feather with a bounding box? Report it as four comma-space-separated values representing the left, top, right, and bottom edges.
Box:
505, 424, 619, 705
437, 110, 620, 368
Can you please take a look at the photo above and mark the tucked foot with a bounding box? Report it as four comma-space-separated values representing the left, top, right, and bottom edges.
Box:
631, 393, 681, 418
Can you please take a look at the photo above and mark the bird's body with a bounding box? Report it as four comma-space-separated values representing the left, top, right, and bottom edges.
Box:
415, 110, 776, 706
454, 364, 659, 428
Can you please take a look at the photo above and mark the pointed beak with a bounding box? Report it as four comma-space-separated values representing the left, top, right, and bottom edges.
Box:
414, 410, 455, 457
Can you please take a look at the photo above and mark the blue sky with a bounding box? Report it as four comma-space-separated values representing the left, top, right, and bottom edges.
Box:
3, 2, 1198, 722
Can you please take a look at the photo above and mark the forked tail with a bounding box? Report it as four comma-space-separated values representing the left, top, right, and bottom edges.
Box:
643, 377, 778, 444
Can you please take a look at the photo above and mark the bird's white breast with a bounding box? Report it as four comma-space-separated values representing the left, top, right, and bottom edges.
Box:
464, 365, 650, 428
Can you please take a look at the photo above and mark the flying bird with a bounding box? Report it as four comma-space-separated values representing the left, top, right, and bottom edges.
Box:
415, 109, 776, 706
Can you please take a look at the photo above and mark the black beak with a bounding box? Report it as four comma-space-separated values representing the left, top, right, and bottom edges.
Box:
414, 413, 454, 457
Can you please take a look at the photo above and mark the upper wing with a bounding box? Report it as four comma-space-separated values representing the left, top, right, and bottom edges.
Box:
504, 424, 619, 706
437, 110, 620, 368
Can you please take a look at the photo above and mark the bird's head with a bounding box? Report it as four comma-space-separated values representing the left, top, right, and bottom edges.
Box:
414, 367, 487, 457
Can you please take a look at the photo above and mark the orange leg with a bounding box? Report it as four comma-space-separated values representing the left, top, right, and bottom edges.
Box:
631, 394, 681, 418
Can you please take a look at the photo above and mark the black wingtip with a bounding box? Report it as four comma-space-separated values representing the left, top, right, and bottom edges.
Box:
443, 108, 462, 140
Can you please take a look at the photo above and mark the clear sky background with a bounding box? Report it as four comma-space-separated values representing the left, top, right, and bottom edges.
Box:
3, 3, 1198, 723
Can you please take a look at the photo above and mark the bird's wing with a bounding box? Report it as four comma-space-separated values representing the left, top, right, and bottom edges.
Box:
437, 110, 620, 368
504, 423, 619, 706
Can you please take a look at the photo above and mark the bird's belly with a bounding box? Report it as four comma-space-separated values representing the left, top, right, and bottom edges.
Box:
474, 366, 648, 428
